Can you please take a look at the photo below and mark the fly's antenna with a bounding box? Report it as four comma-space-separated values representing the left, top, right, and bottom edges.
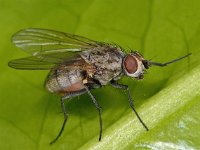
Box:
143, 53, 191, 68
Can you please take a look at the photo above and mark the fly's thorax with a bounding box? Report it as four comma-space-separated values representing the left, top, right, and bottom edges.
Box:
123, 52, 145, 79
45, 66, 85, 93
80, 46, 124, 85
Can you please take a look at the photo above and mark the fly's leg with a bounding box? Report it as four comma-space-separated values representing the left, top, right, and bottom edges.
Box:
50, 89, 88, 145
84, 86, 103, 141
110, 80, 149, 131
85, 78, 102, 89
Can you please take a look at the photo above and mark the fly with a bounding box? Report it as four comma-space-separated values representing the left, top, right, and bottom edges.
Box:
8, 28, 191, 144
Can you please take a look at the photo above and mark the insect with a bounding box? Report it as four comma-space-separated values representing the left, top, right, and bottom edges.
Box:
8, 28, 191, 144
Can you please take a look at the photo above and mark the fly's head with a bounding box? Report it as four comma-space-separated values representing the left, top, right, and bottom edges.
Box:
123, 51, 191, 80
123, 52, 149, 80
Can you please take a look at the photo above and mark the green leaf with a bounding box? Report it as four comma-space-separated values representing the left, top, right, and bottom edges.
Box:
0, 0, 200, 150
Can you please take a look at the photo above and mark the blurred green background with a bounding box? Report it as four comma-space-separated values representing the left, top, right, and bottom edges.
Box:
0, 0, 200, 149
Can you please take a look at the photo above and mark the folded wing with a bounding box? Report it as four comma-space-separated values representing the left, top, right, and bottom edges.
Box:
9, 28, 101, 70
12, 28, 99, 55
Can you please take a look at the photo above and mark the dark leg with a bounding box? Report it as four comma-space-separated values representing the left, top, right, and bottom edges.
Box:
50, 89, 88, 145
85, 86, 103, 141
110, 80, 149, 131
85, 78, 102, 89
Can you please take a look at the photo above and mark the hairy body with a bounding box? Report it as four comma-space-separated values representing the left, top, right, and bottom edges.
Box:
45, 45, 124, 94
8, 28, 190, 144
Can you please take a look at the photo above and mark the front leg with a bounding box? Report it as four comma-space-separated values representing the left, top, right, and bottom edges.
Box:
110, 80, 149, 131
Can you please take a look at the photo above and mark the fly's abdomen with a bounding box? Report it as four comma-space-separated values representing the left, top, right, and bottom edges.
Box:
45, 68, 85, 94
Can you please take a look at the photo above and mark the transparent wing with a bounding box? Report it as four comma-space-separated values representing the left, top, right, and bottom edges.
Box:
8, 52, 80, 70
8, 56, 56, 70
12, 28, 100, 56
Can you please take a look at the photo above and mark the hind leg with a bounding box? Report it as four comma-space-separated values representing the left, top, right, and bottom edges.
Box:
50, 89, 87, 145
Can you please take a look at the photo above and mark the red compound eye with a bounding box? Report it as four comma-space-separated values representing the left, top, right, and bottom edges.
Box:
124, 55, 138, 74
